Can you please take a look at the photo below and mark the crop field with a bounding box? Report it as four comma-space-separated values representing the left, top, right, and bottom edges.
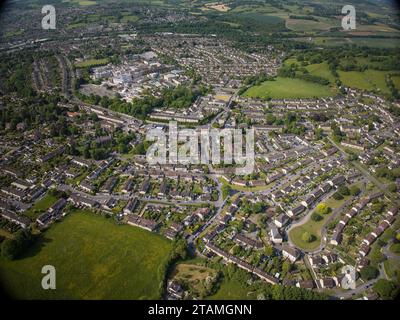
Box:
0, 210, 172, 299
243, 77, 335, 99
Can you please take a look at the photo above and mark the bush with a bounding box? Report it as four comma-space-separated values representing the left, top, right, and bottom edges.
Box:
311, 213, 323, 222
333, 192, 344, 200
301, 232, 315, 243
338, 186, 350, 196
349, 186, 361, 196
315, 203, 330, 215
360, 265, 379, 281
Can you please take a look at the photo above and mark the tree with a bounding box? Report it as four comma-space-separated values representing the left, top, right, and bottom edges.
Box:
264, 244, 274, 257
360, 265, 379, 281
338, 186, 350, 196
373, 279, 398, 299
282, 260, 292, 274
349, 186, 361, 196
372, 202, 384, 213
1, 229, 35, 260
1, 238, 19, 260
302, 232, 314, 243
311, 212, 323, 222
316, 203, 330, 215
333, 192, 344, 200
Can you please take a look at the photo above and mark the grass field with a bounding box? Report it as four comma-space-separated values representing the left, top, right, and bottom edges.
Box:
207, 275, 254, 300
286, 17, 336, 32
243, 77, 335, 99
392, 75, 400, 90
75, 58, 109, 68
338, 70, 390, 94
294, 37, 400, 49
306, 61, 336, 83
171, 261, 217, 297
0, 210, 172, 299
23, 193, 59, 220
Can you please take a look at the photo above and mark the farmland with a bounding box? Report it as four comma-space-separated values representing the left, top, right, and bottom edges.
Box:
0, 210, 172, 299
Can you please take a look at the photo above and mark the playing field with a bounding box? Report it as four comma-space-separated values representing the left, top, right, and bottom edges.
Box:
0, 210, 172, 299
243, 77, 335, 99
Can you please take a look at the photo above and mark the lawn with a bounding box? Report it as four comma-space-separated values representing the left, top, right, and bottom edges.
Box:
243, 77, 335, 99
75, 58, 109, 68
207, 275, 254, 300
121, 14, 140, 23
289, 194, 351, 251
0, 210, 172, 299
383, 259, 400, 279
23, 193, 59, 220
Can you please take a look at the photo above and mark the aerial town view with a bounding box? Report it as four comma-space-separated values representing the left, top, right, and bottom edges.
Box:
0, 0, 399, 304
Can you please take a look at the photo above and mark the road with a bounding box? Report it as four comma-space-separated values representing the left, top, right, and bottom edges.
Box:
327, 136, 398, 204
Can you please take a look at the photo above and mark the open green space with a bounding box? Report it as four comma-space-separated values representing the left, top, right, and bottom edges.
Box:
243, 77, 335, 99
338, 70, 391, 94
305, 61, 336, 83
23, 193, 59, 220
207, 275, 254, 300
289, 195, 351, 251
75, 58, 109, 68
0, 210, 172, 299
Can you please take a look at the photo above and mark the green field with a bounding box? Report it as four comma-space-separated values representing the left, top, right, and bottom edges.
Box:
286, 17, 336, 32
392, 75, 400, 90
243, 77, 335, 99
0, 210, 172, 299
207, 275, 254, 300
75, 58, 109, 68
24, 193, 59, 220
338, 70, 390, 94
306, 61, 336, 83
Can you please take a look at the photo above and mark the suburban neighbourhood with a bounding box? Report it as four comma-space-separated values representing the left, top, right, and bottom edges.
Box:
0, 0, 399, 301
